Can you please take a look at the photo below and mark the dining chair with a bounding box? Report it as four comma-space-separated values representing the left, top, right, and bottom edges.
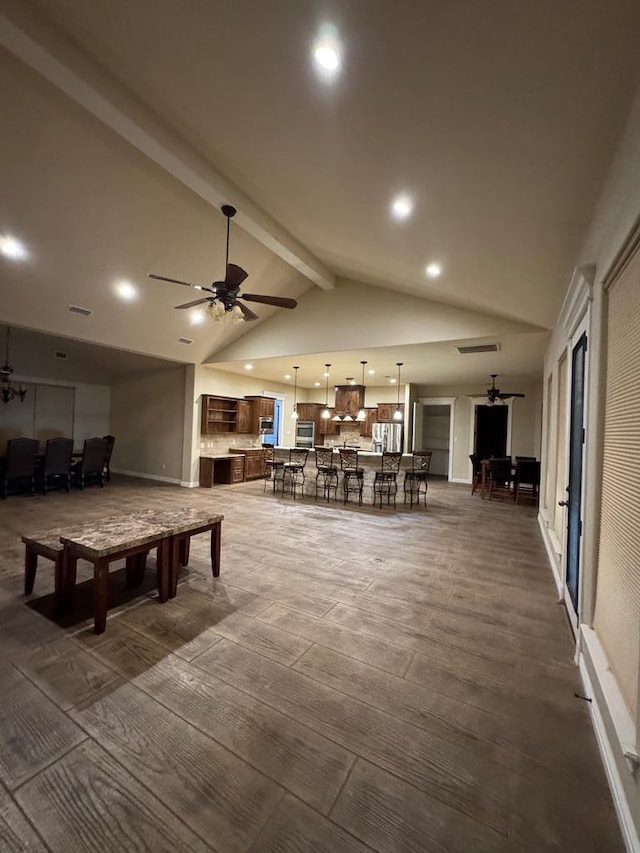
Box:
72, 437, 109, 489
469, 453, 484, 495
488, 457, 513, 501
373, 451, 403, 508
514, 458, 541, 504
102, 434, 116, 482
40, 437, 73, 494
404, 450, 432, 507
0, 437, 39, 499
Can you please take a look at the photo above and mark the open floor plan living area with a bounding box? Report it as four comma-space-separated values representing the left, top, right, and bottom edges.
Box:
2, 1, 640, 850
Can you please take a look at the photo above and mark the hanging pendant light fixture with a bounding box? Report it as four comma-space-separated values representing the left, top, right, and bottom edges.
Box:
356, 361, 367, 422
393, 362, 404, 421
321, 364, 331, 419
1, 327, 27, 405
291, 366, 299, 419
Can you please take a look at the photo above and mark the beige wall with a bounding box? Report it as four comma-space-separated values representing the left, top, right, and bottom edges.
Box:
110, 366, 186, 482
539, 83, 640, 842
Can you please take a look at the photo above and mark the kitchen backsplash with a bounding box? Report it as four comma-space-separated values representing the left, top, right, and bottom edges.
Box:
323, 423, 373, 450
200, 434, 263, 454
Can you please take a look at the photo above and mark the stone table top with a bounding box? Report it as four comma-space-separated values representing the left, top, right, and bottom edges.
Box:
135, 507, 224, 534
60, 515, 173, 558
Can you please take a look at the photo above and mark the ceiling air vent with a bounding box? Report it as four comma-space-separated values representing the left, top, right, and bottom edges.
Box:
456, 343, 500, 355
54, 350, 68, 360
68, 305, 92, 317
178, 337, 193, 345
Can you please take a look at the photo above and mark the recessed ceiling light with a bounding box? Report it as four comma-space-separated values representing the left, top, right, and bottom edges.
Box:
391, 195, 413, 220
368, 369, 375, 375
313, 24, 342, 77
323, 371, 330, 378
425, 262, 443, 278
190, 310, 205, 325
390, 377, 397, 384
244, 364, 253, 371
284, 374, 291, 380
115, 280, 137, 301
314, 381, 321, 387
0, 235, 28, 260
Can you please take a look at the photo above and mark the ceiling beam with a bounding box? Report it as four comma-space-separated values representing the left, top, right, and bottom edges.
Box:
0, 0, 335, 291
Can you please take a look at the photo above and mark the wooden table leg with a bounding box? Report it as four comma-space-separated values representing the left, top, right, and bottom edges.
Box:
159, 536, 173, 602
53, 552, 66, 615
125, 551, 147, 588
24, 545, 37, 595
61, 550, 78, 613
93, 557, 109, 634
210, 522, 221, 578
178, 537, 190, 567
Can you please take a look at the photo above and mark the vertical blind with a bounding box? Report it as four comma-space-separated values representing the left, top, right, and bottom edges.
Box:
594, 248, 640, 716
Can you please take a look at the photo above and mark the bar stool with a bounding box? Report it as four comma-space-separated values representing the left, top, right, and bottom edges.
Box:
403, 450, 432, 507
314, 447, 338, 502
373, 451, 402, 508
282, 448, 309, 499
338, 448, 364, 506
262, 443, 285, 493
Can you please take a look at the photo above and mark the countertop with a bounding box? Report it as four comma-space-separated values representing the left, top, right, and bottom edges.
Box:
275, 447, 410, 458
199, 453, 245, 459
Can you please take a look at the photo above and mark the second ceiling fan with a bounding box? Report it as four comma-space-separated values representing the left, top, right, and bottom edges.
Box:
149, 205, 298, 321
486, 374, 525, 404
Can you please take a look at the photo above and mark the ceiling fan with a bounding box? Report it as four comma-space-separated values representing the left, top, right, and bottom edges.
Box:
486, 374, 525, 404
149, 204, 298, 321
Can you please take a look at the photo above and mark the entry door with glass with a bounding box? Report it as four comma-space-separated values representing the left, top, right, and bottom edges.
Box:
561, 330, 587, 627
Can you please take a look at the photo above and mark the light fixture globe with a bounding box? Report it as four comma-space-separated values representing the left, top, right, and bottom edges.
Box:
393, 362, 404, 421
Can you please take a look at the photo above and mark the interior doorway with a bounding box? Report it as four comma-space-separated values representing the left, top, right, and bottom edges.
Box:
422, 405, 451, 478
474, 405, 508, 459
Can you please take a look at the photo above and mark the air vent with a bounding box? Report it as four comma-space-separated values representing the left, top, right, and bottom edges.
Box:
456, 343, 500, 355
54, 350, 68, 360
68, 305, 92, 317
178, 337, 193, 345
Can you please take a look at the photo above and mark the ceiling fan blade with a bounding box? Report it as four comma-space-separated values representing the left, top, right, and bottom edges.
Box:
236, 301, 259, 321
149, 273, 203, 289
174, 298, 212, 309
224, 263, 248, 289
499, 392, 526, 399
240, 293, 298, 309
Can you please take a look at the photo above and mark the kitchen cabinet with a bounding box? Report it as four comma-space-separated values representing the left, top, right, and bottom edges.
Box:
201, 395, 240, 434
245, 396, 275, 433
199, 455, 245, 486
230, 448, 265, 480
321, 410, 340, 436
361, 407, 378, 437
236, 400, 252, 434
334, 385, 365, 419
377, 403, 404, 422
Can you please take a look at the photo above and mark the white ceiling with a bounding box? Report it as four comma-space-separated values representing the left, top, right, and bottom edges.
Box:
1, 0, 640, 387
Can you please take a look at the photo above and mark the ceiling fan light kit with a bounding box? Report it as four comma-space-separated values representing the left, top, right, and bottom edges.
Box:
149, 204, 298, 322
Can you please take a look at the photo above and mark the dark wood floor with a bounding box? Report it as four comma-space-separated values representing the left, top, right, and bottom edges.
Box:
0, 476, 623, 852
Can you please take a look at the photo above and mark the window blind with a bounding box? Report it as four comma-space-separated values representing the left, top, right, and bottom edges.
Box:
594, 248, 640, 716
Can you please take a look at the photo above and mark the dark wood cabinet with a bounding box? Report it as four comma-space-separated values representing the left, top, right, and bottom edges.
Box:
201, 395, 240, 434
230, 455, 245, 483
334, 385, 365, 419
199, 455, 245, 486
321, 410, 340, 435
361, 407, 378, 437
245, 396, 275, 433
230, 448, 265, 480
236, 400, 251, 434
377, 403, 404, 422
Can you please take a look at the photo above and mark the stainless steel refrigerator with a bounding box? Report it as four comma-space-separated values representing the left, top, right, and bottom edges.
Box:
371, 422, 403, 453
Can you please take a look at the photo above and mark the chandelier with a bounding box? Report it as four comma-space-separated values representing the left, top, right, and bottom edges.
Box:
1, 327, 27, 404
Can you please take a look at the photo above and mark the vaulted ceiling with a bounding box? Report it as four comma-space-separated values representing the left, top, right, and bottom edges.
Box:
2, 0, 640, 387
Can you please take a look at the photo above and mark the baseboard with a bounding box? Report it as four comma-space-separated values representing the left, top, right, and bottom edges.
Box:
537, 512, 563, 596
579, 633, 640, 853
450, 477, 472, 485
180, 480, 199, 488
110, 468, 182, 486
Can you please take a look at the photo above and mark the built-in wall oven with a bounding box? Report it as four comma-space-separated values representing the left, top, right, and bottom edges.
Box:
259, 416, 274, 434
295, 421, 315, 449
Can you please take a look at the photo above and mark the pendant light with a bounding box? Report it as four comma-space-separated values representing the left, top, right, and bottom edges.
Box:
356, 361, 367, 421
321, 364, 331, 419
291, 366, 299, 419
393, 362, 404, 421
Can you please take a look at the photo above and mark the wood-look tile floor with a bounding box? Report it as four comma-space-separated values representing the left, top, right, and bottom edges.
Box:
0, 476, 623, 852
